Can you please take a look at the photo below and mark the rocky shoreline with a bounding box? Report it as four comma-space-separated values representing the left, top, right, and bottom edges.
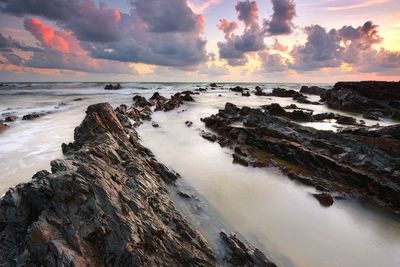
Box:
201, 102, 400, 213
0, 102, 276, 266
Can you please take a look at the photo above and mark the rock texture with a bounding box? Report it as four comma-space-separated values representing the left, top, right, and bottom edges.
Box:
321, 81, 400, 120
104, 83, 122, 90
0, 103, 216, 266
0, 102, 276, 266
300, 86, 326, 96
202, 103, 400, 213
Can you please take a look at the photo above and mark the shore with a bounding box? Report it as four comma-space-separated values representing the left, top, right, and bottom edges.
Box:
0, 81, 399, 266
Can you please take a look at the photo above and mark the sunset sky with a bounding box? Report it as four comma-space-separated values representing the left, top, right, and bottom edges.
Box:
0, 0, 399, 82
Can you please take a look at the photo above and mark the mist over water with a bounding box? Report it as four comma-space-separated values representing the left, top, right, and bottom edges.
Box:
1, 83, 399, 266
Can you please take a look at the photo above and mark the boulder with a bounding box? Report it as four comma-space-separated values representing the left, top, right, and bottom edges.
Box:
22, 112, 43, 120
4, 115, 17, 122
300, 86, 326, 95
230, 86, 246, 93
242, 91, 251, 97
104, 83, 122, 90
313, 193, 334, 207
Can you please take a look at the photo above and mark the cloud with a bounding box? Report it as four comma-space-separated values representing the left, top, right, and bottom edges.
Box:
0, 0, 208, 68
259, 51, 288, 72
217, 1, 265, 66
289, 25, 343, 71
264, 0, 296, 35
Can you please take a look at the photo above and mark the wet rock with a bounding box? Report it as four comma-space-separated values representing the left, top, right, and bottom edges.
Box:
242, 91, 251, 97
321, 81, 400, 119
289, 110, 314, 122
254, 86, 267, 96
149, 92, 167, 103
0, 103, 216, 266
300, 85, 326, 95
152, 121, 159, 128
313, 193, 334, 207
196, 88, 207, 92
335, 115, 357, 125
270, 88, 302, 98
22, 112, 43, 120
181, 93, 195, 102
232, 153, 249, 167
363, 111, 382, 121
231, 86, 246, 93
4, 115, 17, 122
220, 232, 277, 267
202, 103, 400, 214
133, 95, 152, 108
210, 83, 218, 88
178, 191, 192, 199
262, 103, 287, 116
104, 83, 122, 90
201, 131, 217, 142
185, 121, 193, 127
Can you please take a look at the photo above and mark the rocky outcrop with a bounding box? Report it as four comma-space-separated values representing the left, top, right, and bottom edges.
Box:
254, 86, 267, 96
300, 86, 326, 96
269, 88, 320, 105
0, 102, 276, 266
220, 232, 277, 267
201, 103, 400, 213
104, 83, 122, 90
231, 86, 247, 93
22, 112, 44, 120
0, 103, 216, 266
5, 116, 17, 122
321, 81, 400, 120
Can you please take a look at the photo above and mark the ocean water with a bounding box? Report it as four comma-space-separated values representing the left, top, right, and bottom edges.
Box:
0, 82, 399, 267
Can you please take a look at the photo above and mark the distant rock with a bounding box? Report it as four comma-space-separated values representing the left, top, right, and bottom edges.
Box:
22, 112, 43, 120
321, 81, 400, 120
230, 86, 246, 93
300, 85, 326, 95
104, 83, 122, 90
4, 115, 17, 122
242, 91, 251, 97
254, 86, 267, 96
210, 83, 218, 88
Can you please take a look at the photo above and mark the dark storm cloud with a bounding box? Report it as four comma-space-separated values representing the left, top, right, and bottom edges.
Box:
0, 0, 122, 42
0, 0, 208, 69
235, 0, 258, 27
133, 0, 201, 33
264, 0, 296, 35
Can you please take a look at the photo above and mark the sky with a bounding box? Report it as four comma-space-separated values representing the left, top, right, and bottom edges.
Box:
0, 0, 399, 83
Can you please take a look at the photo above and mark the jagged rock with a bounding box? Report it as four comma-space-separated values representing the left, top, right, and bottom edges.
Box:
220, 232, 277, 267
313, 193, 334, 207
133, 95, 152, 108
232, 153, 249, 167
201, 131, 217, 142
242, 91, 250, 97
181, 93, 195, 102
22, 113, 43, 120
104, 83, 122, 90
4, 115, 17, 122
321, 81, 400, 119
300, 86, 326, 95
149, 92, 168, 103
0, 103, 217, 266
254, 86, 266, 96
202, 103, 400, 214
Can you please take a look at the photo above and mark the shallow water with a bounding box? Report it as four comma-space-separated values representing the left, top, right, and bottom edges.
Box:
1, 83, 399, 266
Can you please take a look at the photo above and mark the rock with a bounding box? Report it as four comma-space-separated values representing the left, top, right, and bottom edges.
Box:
363, 112, 382, 121
0, 103, 217, 266
178, 191, 192, 199
270, 88, 302, 98
335, 115, 357, 125
230, 86, 246, 93
312, 193, 334, 207
4, 115, 17, 122
210, 83, 218, 87
149, 92, 167, 103
300, 85, 326, 95
201, 131, 217, 142
220, 232, 277, 267
262, 103, 287, 117
232, 153, 249, 167
181, 93, 195, 102
201, 103, 400, 214
185, 121, 193, 127
242, 91, 251, 97
152, 121, 159, 128
196, 88, 207, 92
133, 95, 152, 108
254, 86, 266, 96
104, 83, 122, 90
22, 112, 43, 120
321, 81, 400, 119
289, 110, 313, 122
